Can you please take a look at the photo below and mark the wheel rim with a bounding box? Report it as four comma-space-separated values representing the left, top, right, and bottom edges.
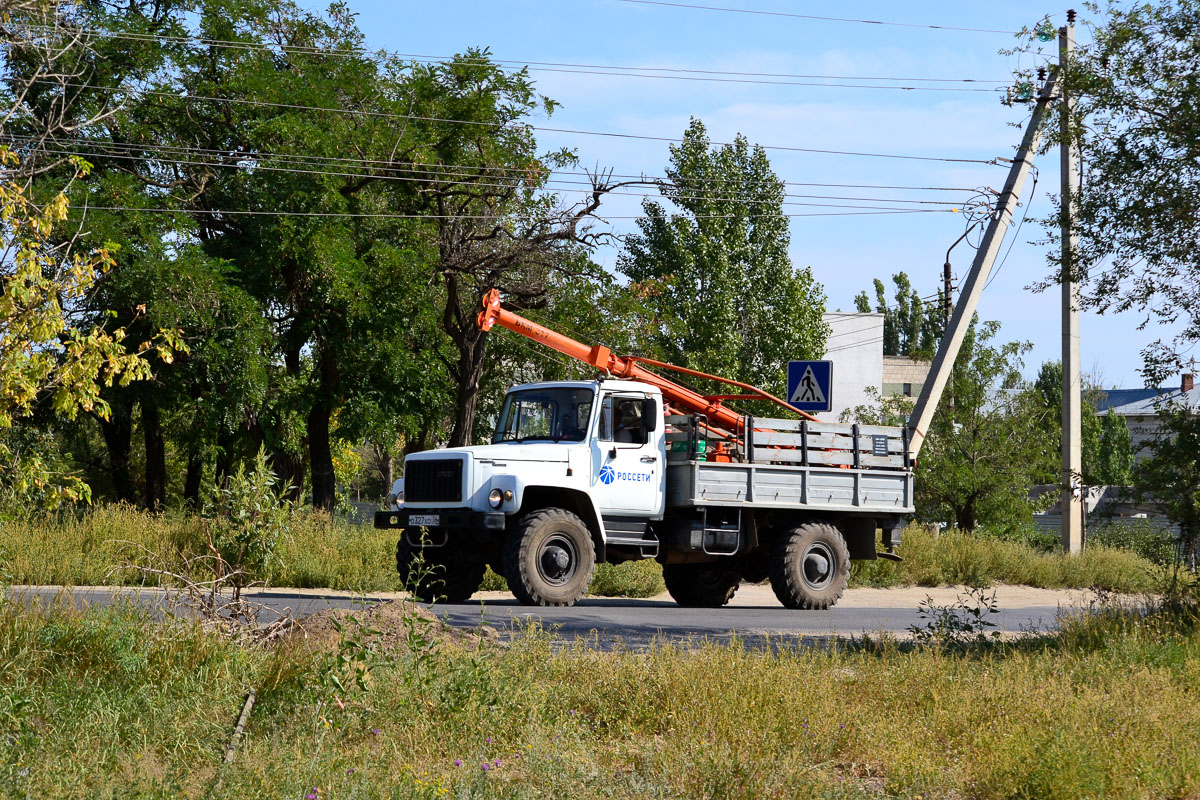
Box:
537, 533, 580, 587
801, 541, 835, 590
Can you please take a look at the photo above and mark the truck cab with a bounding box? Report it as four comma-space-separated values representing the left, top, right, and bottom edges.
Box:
376, 379, 667, 605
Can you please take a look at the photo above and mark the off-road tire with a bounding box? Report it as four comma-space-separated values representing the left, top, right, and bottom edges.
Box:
396, 537, 485, 604
768, 522, 851, 610
662, 562, 742, 608
503, 508, 595, 607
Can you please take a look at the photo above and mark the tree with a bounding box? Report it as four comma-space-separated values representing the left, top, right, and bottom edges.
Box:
0, 3, 180, 507
1097, 408, 1134, 486
1032, 360, 1135, 486
619, 118, 828, 400
848, 322, 1052, 532
853, 272, 942, 357
1135, 401, 1200, 566
1034, 0, 1200, 384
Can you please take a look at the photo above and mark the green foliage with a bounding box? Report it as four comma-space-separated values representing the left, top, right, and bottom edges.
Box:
849, 322, 1052, 531
4, 593, 1200, 799
201, 448, 293, 596
1088, 518, 1178, 568
0, 152, 181, 508
620, 118, 828, 400
589, 561, 666, 598
851, 524, 1159, 593
1032, 0, 1200, 383
908, 586, 1002, 649
1031, 361, 1134, 486
853, 272, 942, 357
1096, 408, 1135, 486
1135, 401, 1200, 561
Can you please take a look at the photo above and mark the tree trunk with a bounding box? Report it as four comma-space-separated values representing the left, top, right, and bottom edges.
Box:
270, 446, 307, 503
308, 401, 335, 511
97, 394, 137, 505
448, 330, 489, 448
184, 446, 204, 510
141, 391, 166, 512
215, 430, 235, 488
378, 446, 393, 495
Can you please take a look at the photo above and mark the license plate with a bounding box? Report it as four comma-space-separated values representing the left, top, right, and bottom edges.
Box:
408, 514, 440, 526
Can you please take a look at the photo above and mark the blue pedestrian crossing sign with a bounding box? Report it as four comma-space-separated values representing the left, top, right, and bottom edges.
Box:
787, 360, 833, 412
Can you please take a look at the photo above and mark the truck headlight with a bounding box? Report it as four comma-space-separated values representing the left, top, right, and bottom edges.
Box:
488, 488, 504, 508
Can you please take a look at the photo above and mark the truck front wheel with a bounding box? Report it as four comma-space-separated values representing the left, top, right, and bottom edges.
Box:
503, 508, 596, 607
663, 562, 741, 608
397, 537, 485, 604
768, 522, 851, 610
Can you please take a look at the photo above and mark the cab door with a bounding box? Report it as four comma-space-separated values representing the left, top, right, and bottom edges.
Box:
590, 393, 663, 517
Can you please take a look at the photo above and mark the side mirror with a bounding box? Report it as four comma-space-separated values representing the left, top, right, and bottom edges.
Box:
642, 398, 658, 432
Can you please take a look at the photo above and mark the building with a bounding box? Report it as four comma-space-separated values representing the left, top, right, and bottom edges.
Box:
1093, 373, 1198, 456
818, 312, 882, 422
882, 355, 931, 399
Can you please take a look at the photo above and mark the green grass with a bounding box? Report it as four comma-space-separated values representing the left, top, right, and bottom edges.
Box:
2, 592, 1198, 799
0, 507, 1165, 597
851, 525, 1162, 593
0, 505, 665, 597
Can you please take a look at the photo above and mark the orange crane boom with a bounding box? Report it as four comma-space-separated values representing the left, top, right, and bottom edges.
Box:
476, 289, 818, 437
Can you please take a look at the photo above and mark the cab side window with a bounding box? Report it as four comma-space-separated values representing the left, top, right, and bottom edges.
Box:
599, 395, 647, 444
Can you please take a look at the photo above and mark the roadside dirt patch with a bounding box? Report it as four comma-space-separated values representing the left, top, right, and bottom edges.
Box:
279, 599, 501, 652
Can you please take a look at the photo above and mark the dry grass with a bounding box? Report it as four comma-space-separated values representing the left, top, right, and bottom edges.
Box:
1, 592, 1197, 799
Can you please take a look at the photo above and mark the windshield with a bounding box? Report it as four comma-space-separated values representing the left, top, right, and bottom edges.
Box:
493, 388, 595, 443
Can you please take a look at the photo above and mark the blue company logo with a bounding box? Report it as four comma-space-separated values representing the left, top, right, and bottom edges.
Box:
598, 465, 652, 485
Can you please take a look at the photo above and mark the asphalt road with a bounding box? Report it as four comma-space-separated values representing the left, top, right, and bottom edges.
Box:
13, 583, 1096, 648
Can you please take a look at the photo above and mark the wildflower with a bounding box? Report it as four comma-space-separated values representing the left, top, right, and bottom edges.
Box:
371, 728, 380, 735
485, 736, 492, 743
481, 762, 490, 771
568, 709, 575, 715
346, 769, 354, 776
454, 759, 463, 767
494, 759, 502, 768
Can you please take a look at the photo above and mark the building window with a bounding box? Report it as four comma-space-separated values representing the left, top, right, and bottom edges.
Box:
903, 383, 912, 397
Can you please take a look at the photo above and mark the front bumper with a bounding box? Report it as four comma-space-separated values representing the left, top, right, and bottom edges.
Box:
373, 509, 506, 532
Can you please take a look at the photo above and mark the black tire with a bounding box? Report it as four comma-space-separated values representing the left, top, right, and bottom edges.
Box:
503, 508, 595, 607
768, 522, 851, 610
662, 562, 741, 608
396, 537, 485, 604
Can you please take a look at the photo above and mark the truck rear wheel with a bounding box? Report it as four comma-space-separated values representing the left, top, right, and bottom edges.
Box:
663, 562, 741, 608
768, 522, 850, 610
503, 508, 595, 607
397, 537, 485, 604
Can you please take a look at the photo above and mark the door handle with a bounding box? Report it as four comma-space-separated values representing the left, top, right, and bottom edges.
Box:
640, 455, 657, 463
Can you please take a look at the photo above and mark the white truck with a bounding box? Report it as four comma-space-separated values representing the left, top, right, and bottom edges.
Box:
375, 77, 1053, 609
375, 295, 911, 609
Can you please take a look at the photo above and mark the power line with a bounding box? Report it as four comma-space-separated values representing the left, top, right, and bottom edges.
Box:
29, 143, 971, 211
68, 204, 952, 220
8, 135, 984, 192
615, 0, 1017, 34
21, 26, 1010, 89
38, 81, 1005, 166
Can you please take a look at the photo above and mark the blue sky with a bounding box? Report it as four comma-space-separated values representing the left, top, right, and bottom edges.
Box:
345, 0, 1179, 388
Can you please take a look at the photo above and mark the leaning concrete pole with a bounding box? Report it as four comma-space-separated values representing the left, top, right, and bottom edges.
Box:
1060, 11, 1083, 554
907, 70, 1060, 461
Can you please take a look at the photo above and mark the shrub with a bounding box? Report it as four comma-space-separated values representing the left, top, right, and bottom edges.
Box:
589, 560, 665, 598
1087, 518, 1178, 567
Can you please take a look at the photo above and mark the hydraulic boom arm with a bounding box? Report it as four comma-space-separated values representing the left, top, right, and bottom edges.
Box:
477, 289, 818, 437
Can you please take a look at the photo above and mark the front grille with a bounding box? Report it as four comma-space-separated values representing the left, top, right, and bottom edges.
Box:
403, 458, 463, 503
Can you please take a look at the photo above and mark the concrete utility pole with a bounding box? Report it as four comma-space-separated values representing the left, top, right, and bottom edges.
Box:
907, 71, 1059, 461
1060, 10, 1083, 554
